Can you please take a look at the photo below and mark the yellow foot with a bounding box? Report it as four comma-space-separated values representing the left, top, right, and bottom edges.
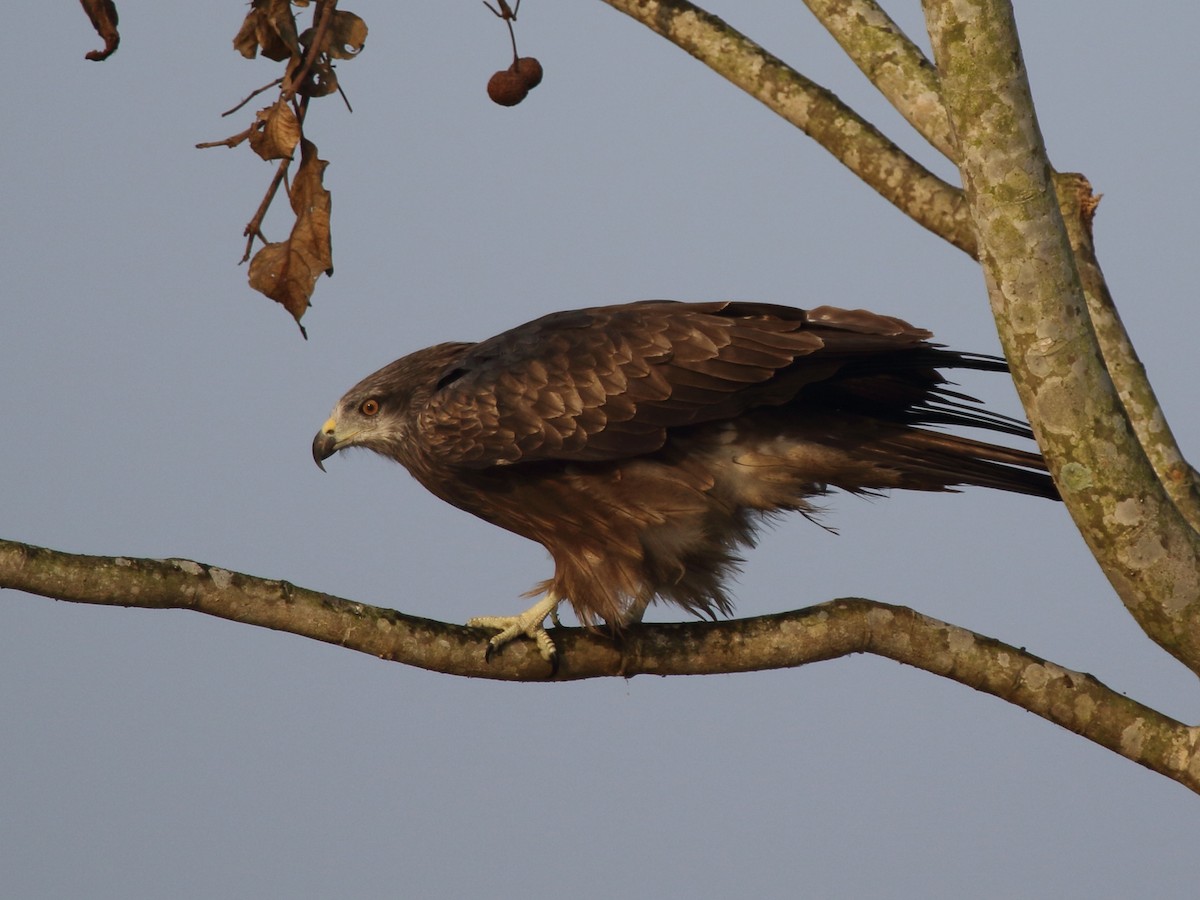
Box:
468, 592, 561, 673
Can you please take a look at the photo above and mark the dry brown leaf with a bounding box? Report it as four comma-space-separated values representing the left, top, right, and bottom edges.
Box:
327, 10, 368, 59
282, 51, 338, 99
232, 10, 260, 59
299, 10, 368, 60
233, 0, 300, 62
248, 100, 301, 161
247, 140, 332, 335
79, 0, 120, 61
287, 140, 332, 272
299, 60, 339, 98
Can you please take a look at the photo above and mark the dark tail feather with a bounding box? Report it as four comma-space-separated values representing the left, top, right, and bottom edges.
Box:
799, 347, 1058, 500
874, 429, 1060, 500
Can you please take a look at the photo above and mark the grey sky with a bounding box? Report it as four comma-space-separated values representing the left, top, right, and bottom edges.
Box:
3, 3, 1197, 897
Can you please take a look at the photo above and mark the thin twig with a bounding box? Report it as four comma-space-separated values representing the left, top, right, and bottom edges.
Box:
335, 80, 354, 114
222, 77, 285, 118
484, 0, 521, 63
195, 127, 253, 150
241, 158, 291, 262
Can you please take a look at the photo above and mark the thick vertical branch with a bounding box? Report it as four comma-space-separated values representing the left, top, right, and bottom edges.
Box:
921, 0, 1200, 674
789, 1, 1199, 527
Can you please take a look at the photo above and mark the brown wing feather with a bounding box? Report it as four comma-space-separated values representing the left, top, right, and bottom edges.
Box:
417, 301, 932, 467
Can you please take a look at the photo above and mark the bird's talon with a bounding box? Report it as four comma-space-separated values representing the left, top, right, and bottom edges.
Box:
468, 593, 561, 668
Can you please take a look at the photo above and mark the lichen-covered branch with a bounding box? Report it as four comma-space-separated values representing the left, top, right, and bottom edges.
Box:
921, 0, 1200, 674
801, 1, 1200, 527
801, 0, 954, 158
599, 0, 976, 254
3, 538, 1198, 791
1054, 174, 1200, 531
583, 0, 1200, 687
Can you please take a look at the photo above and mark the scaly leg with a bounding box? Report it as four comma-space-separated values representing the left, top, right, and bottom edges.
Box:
468, 592, 561, 672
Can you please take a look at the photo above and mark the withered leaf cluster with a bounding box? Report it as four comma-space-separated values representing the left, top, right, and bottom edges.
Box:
247, 140, 333, 335
200, 1, 367, 336
233, 0, 301, 62
234, 0, 366, 98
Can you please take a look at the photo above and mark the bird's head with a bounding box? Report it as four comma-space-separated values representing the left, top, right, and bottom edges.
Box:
312, 356, 421, 471
313, 396, 385, 471
313, 344, 472, 472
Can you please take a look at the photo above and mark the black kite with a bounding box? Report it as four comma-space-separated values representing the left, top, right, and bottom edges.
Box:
313, 301, 1057, 669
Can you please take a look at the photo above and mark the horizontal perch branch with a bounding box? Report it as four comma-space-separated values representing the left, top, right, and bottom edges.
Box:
3, 538, 1196, 791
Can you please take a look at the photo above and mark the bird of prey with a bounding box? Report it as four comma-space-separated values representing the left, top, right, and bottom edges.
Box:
313, 300, 1057, 669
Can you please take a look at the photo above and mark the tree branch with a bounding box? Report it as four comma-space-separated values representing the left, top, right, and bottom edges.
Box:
801, 0, 954, 158
605, 1, 1200, 539
599, 0, 977, 255
1053, 173, 1200, 531
921, 0, 1200, 674
3, 537, 1197, 791
801, 2, 1200, 531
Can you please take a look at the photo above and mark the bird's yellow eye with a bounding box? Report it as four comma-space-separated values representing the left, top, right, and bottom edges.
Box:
360, 398, 380, 416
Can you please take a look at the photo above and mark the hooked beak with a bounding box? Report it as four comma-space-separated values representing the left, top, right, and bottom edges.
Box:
312, 417, 340, 472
